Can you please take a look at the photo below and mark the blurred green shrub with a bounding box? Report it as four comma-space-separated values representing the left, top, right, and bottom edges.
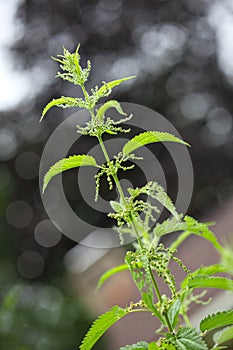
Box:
0, 283, 107, 350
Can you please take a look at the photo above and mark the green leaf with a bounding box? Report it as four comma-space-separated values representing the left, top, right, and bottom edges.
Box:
183, 216, 223, 252
96, 100, 127, 121
120, 342, 159, 350
142, 292, 165, 324
97, 264, 129, 290
80, 306, 128, 350
153, 216, 185, 239
200, 310, 233, 332
167, 327, 208, 350
1, 285, 24, 311
110, 200, 124, 213
40, 96, 84, 121
188, 275, 233, 291
213, 325, 233, 346
181, 264, 227, 288
220, 245, 233, 276
123, 131, 189, 157
43, 155, 98, 192
120, 341, 149, 350
148, 182, 180, 220
167, 298, 181, 328
128, 181, 179, 220
148, 343, 159, 350
97, 76, 136, 96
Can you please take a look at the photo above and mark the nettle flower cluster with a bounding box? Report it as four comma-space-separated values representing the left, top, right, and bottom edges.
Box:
41, 46, 233, 350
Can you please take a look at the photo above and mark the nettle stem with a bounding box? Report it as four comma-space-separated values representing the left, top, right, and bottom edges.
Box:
148, 265, 174, 333
98, 135, 144, 249
182, 311, 192, 328
98, 130, 175, 332
81, 82, 172, 332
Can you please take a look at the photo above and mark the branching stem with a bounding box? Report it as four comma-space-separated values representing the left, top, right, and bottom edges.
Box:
148, 265, 173, 333
81, 78, 173, 333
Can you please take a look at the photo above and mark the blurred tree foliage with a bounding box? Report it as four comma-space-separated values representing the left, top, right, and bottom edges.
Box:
0, 284, 106, 350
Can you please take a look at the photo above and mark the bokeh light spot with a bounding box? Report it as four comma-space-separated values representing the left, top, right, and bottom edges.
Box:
34, 220, 62, 248
17, 251, 44, 279
15, 151, 40, 179
207, 107, 232, 135
6, 200, 33, 228
180, 93, 208, 120
0, 128, 18, 160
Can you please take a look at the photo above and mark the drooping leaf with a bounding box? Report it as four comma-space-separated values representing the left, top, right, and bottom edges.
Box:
79, 306, 128, 350
200, 310, 233, 332
183, 216, 223, 252
97, 264, 129, 290
96, 100, 126, 121
213, 325, 233, 347
123, 131, 189, 157
167, 327, 208, 350
188, 275, 233, 291
43, 155, 98, 192
148, 182, 180, 220
40, 96, 85, 121
97, 76, 136, 96
181, 264, 227, 288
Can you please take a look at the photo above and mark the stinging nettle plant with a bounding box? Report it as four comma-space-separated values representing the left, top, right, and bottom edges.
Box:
41, 46, 233, 350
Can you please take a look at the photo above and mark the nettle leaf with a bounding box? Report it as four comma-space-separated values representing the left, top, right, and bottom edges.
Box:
184, 216, 222, 252
142, 292, 165, 324
167, 327, 208, 350
200, 310, 233, 332
188, 275, 233, 291
40, 96, 85, 121
80, 306, 128, 350
213, 325, 233, 347
120, 341, 149, 350
148, 344, 159, 350
43, 155, 98, 192
181, 264, 227, 288
123, 131, 189, 157
153, 216, 185, 239
97, 264, 129, 290
96, 100, 126, 120
110, 200, 124, 213
120, 342, 159, 350
97, 76, 136, 96
149, 182, 180, 220
167, 298, 181, 328
128, 181, 179, 220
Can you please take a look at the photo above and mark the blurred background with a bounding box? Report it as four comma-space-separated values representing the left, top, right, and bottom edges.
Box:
0, 0, 233, 349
